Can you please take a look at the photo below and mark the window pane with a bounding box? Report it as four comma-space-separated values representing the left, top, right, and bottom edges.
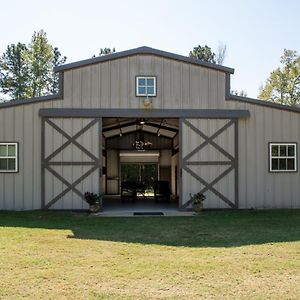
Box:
272, 158, 279, 170
7, 159, 16, 171
8, 145, 16, 156
147, 86, 154, 95
0, 159, 7, 170
279, 158, 286, 170
0, 145, 7, 156
271, 145, 279, 156
287, 159, 295, 170
147, 78, 154, 86
288, 145, 295, 156
138, 86, 146, 95
138, 78, 146, 86
279, 146, 287, 156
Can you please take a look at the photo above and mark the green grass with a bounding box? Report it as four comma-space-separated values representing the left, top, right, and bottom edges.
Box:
0, 210, 299, 299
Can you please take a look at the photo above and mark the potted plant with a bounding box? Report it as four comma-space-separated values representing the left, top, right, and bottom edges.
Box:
190, 192, 206, 212
84, 192, 104, 213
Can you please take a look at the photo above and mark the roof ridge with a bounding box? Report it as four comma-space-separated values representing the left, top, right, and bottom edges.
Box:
54, 46, 235, 74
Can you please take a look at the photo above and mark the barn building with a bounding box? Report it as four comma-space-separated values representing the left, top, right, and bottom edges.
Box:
0, 46, 300, 211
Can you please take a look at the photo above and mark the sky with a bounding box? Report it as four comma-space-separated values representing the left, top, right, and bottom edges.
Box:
1, 0, 300, 98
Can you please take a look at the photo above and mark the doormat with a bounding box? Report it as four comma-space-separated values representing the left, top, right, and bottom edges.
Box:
133, 212, 164, 216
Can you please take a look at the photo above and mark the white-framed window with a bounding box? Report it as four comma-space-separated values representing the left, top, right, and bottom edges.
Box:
136, 76, 156, 97
0, 143, 18, 173
269, 143, 297, 172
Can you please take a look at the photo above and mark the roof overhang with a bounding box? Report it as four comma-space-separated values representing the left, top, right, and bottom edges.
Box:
54, 46, 235, 74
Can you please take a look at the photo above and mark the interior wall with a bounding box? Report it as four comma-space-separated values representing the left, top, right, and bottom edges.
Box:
106, 149, 119, 194
171, 152, 179, 196
159, 150, 172, 189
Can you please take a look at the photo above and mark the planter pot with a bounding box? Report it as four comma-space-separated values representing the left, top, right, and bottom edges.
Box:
89, 203, 102, 213
192, 202, 203, 213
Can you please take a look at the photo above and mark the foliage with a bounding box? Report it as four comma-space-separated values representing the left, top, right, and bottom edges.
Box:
84, 192, 103, 205
231, 89, 248, 97
0, 30, 66, 100
189, 43, 227, 65
24, 30, 55, 97
48, 47, 67, 94
189, 45, 216, 63
189, 192, 206, 205
259, 49, 300, 105
0, 43, 30, 100
216, 42, 227, 65
92, 47, 116, 58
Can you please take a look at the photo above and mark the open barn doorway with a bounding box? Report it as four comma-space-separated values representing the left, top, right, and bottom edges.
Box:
101, 117, 180, 212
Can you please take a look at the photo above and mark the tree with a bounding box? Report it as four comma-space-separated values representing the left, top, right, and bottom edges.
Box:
48, 47, 67, 94
231, 89, 247, 97
216, 42, 227, 65
0, 42, 30, 100
189, 45, 216, 63
259, 49, 300, 106
24, 30, 54, 97
92, 47, 116, 58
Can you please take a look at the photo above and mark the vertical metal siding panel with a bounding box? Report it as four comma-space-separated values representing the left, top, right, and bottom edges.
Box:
238, 119, 247, 208
255, 107, 266, 208
14, 107, 24, 209
91, 65, 100, 108
23, 105, 34, 209
0, 110, 4, 208
181, 64, 190, 109
153, 56, 163, 109
170, 61, 181, 109
81, 66, 92, 108
208, 71, 218, 109
189, 66, 199, 109
63, 71, 73, 108
3, 108, 15, 209
72, 69, 81, 108
119, 58, 129, 108
110, 60, 120, 108
100, 62, 110, 108
199, 68, 209, 108
162, 59, 171, 109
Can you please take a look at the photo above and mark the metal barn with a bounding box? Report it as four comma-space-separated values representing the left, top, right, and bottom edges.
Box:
0, 46, 300, 211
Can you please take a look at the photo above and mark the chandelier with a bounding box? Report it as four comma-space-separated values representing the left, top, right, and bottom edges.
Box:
132, 119, 152, 150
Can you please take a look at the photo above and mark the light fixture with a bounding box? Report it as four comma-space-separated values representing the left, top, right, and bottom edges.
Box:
139, 118, 145, 125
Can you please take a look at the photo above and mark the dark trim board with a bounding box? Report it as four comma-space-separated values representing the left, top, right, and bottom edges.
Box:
39, 108, 250, 119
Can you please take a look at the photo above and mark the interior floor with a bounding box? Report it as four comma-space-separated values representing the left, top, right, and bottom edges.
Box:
103, 195, 179, 212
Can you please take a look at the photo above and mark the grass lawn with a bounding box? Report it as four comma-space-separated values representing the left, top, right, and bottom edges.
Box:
0, 210, 299, 299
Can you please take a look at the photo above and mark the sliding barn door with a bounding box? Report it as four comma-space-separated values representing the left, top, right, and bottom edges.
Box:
180, 118, 238, 209
41, 117, 102, 210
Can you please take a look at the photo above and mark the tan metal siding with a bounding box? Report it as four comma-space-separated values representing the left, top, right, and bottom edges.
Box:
1, 53, 300, 209
61, 55, 226, 110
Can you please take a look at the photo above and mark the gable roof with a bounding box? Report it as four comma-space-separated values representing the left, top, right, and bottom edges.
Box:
54, 46, 235, 74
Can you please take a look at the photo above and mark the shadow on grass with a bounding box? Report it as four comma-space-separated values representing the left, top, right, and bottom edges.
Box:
0, 210, 299, 247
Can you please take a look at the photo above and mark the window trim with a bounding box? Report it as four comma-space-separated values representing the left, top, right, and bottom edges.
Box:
136, 76, 157, 97
268, 142, 297, 173
0, 142, 19, 173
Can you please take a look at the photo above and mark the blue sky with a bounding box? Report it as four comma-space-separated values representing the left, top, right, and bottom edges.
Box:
1, 0, 300, 98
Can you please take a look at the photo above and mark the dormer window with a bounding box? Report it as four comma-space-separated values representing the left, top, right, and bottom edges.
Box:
136, 76, 156, 97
